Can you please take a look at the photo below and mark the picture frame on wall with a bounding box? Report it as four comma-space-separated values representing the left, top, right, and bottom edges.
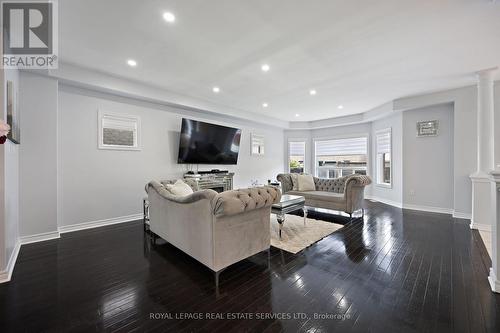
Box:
6, 80, 20, 144
416, 120, 438, 137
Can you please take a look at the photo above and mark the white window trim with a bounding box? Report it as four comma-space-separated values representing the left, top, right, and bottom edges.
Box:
98, 110, 141, 151
312, 133, 370, 178
287, 138, 307, 173
375, 128, 392, 188
251, 133, 265, 156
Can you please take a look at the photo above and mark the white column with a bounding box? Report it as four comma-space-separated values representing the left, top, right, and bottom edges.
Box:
476, 68, 496, 173
470, 68, 497, 230
489, 171, 500, 292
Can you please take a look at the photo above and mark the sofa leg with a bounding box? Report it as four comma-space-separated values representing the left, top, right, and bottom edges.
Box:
349, 213, 352, 222
267, 248, 271, 270
215, 271, 220, 289
214, 268, 226, 290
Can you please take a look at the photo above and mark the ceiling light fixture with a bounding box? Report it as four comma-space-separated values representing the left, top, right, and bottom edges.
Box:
127, 59, 137, 67
309, 89, 317, 95
261, 64, 270, 72
295, 113, 300, 117
262, 103, 268, 108
163, 12, 176, 23
337, 105, 344, 109
212, 86, 220, 93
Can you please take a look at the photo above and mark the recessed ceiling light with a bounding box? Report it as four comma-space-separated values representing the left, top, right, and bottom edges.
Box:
163, 12, 176, 23
212, 86, 220, 93
262, 103, 268, 108
337, 105, 344, 109
261, 64, 270, 72
127, 59, 137, 67
295, 113, 300, 117
310, 89, 317, 95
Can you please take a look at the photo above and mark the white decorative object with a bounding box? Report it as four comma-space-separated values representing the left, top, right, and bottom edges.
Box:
165, 179, 194, 196
416, 120, 439, 137
98, 110, 141, 150
251, 133, 265, 156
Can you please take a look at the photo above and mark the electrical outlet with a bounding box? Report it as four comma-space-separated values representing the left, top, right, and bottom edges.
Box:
409, 189, 416, 196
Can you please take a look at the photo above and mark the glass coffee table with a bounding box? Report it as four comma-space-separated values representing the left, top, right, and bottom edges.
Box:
271, 194, 307, 238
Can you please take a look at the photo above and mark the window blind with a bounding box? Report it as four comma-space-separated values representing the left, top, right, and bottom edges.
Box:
376, 131, 391, 154
315, 137, 367, 156
289, 141, 305, 156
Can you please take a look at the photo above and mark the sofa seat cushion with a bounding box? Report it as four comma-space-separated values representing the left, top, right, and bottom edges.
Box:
287, 190, 344, 202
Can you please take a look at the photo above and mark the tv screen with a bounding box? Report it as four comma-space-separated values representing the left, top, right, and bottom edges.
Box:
178, 118, 242, 164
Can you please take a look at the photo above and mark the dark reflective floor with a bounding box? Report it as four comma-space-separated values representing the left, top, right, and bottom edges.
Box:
1, 201, 499, 332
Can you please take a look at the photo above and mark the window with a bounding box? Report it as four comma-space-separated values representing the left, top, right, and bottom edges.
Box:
98, 111, 141, 150
314, 136, 368, 178
251, 134, 265, 155
288, 141, 306, 173
376, 128, 392, 186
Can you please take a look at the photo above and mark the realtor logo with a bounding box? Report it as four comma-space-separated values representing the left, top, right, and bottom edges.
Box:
2, 0, 58, 68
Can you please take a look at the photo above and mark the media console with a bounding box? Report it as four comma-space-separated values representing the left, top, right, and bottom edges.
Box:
184, 171, 234, 192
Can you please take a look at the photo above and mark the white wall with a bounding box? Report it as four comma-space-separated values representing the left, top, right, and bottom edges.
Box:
394, 86, 477, 217
495, 82, 500, 170
58, 85, 285, 227
402, 104, 454, 211
3, 68, 20, 271
19, 72, 59, 237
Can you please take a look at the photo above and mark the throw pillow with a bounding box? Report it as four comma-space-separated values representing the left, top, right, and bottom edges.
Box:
290, 174, 299, 191
297, 174, 315, 191
165, 179, 194, 196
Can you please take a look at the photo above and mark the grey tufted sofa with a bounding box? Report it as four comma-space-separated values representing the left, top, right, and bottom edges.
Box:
146, 180, 281, 287
276, 174, 372, 217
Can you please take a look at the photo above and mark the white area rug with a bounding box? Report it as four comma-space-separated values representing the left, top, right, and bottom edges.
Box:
270, 214, 344, 254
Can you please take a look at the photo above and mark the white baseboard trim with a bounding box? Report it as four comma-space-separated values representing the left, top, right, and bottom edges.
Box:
58, 213, 142, 234
1, 214, 142, 284
20, 230, 61, 245
452, 211, 472, 220
402, 203, 453, 215
470, 221, 492, 232
366, 196, 471, 218
365, 195, 403, 208
0, 240, 21, 283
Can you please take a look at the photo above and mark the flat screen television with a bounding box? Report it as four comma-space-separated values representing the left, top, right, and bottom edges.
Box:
177, 118, 242, 164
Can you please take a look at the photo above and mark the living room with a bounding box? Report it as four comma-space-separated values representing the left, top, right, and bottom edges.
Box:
1, 1, 500, 332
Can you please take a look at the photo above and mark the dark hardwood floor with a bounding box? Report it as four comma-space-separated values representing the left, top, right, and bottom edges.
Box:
1, 201, 499, 332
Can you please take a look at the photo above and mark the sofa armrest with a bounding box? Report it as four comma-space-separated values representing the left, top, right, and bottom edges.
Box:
211, 186, 282, 217
146, 181, 217, 204
344, 175, 372, 213
277, 174, 293, 193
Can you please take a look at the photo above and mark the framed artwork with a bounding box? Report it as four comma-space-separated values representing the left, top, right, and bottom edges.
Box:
416, 120, 438, 137
6, 80, 20, 144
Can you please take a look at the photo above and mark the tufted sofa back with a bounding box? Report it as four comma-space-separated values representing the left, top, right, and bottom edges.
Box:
277, 173, 372, 194
147, 180, 281, 218
212, 186, 281, 217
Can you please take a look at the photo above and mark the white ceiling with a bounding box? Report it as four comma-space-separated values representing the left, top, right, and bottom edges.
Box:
59, 0, 500, 122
